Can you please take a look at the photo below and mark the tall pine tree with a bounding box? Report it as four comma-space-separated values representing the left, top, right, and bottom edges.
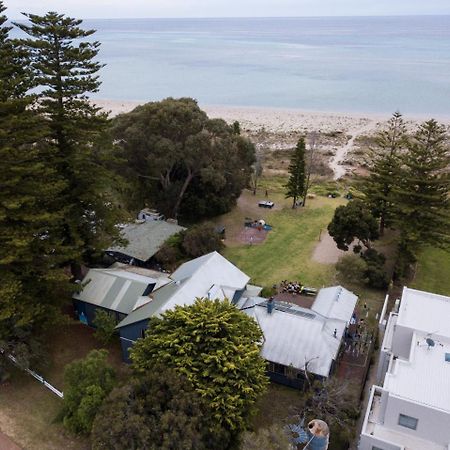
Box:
15, 12, 120, 277
393, 119, 450, 269
0, 2, 68, 366
360, 111, 406, 235
285, 137, 306, 208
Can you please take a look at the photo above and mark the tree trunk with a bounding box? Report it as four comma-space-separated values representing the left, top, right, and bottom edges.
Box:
292, 196, 297, 209
172, 170, 194, 218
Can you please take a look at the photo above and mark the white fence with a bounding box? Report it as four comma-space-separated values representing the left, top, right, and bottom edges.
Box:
6, 353, 64, 398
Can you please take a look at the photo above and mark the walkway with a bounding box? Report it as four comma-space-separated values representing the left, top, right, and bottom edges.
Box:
0, 431, 21, 450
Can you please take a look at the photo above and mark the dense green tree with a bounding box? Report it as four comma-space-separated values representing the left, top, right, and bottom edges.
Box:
131, 298, 268, 433
328, 200, 379, 252
62, 349, 116, 434
285, 137, 306, 208
0, 2, 69, 366
92, 309, 117, 345
15, 12, 121, 277
360, 112, 406, 234
91, 367, 229, 450
112, 98, 255, 220
393, 119, 450, 270
182, 223, 224, 257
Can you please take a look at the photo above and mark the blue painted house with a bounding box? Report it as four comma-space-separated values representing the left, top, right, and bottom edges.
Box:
72, 264, 171, 330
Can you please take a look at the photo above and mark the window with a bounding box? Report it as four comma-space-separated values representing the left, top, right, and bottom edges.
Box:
398, 414, 418, 430
268, 362, 286, 375
143, 283, 156, 296
445, 353, 450, 362
372, 446, 385, 450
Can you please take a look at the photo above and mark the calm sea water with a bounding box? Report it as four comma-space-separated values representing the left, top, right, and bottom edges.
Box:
16, 16, 450, 114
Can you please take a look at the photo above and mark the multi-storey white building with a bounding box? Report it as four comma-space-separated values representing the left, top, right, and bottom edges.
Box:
359, 287, 450, 450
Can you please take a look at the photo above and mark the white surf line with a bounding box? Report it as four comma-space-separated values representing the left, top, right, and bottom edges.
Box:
330, 120, 376, 180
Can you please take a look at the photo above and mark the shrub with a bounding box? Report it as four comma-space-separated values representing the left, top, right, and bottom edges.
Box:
93, 310, 117, 345
336, 254, 368, 285
182, 223, 224, 258
62, 349, 116, 434
92, 367, 229, 450
131, 299, 269, 433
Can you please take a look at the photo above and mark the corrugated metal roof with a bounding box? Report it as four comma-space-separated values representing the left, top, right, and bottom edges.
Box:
397, 287, 450, 339
73, 268, 170, 315
384, 332, 450, 413
107, 220, 186, 262
116, 252, 250, 328
311, 286, 358, 323
244, 299, 346, 377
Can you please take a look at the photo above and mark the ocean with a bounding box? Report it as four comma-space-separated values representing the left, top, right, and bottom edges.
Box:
16, 16, 450, 115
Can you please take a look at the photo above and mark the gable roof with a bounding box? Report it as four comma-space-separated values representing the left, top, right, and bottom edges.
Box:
311, 286, 358, 323
244, 299, 346, 377
117, 252, 250, 328
107, 220, 186, 262
73, 267, 170, 315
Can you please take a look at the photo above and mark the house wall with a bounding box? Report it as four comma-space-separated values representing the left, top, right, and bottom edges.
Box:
383, 394, 450, 446
118, 319, 149, 363
358, 434, 403, 450
105, 250, 147, 267
72, 300, 126, 327
391, 325, 413, 359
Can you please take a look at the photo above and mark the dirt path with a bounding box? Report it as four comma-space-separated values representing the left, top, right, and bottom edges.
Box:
312, 231, 352, 264
0, 431, 21, 450
330, 120, 376, 180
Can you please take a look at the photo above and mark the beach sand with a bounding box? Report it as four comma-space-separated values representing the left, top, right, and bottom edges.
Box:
94, 99, 449, 179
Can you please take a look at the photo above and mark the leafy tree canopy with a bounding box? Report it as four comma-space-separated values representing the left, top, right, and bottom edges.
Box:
92, 367, 229, 450
131, 298, 268, 432
285, 137, 306, 208
360, 111, 406, 234
393, 119, 450, 267
0, 2, 70, 363
181, 223, 224, 258
112, 98, 255, 221
15, 11, 122, 275
328, 199, 379, 251
62, 349, 116, 434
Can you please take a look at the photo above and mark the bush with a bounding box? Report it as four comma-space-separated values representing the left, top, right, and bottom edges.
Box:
131, 299, 269, 433
362, 249, 389, 289
92, 367, 229, 450
62, 349, 116, 434
336, 254, 368, 285
93, 310, 117, 345
182, 223, 224, 258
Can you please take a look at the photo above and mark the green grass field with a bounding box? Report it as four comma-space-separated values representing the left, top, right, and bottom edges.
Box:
412, 246, 450, 296
223, 195, 345, 289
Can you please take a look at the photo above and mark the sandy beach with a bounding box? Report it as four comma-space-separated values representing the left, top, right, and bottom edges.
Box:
94, 99, 450, 179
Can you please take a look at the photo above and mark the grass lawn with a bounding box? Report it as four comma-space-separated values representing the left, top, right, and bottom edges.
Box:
222, 193, 346, 289
0, 321, 126, 450
412, 246, 450, 296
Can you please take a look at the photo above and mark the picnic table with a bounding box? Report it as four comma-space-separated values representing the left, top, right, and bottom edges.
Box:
258, 200, 274, 208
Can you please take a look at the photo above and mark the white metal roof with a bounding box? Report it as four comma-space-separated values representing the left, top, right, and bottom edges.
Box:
245, 299, 346, 377
73, 267, 170, 315
384, 332, 450, 413
311, 286, 358, 323
397, 287, 450, 339
117, 252, 249, 327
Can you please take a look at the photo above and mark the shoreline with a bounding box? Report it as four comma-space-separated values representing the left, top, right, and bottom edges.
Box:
93, 99, 450, 134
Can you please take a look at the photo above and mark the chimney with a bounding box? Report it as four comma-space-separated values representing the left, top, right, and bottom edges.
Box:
267, 297, 274, 314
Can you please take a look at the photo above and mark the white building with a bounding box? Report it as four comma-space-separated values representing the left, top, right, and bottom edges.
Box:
359, 287, 450, 450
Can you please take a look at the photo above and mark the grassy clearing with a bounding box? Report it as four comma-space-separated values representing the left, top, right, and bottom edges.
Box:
0, 321, 126, 450
412, 246, 450, 296
223, 195, 346, 289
